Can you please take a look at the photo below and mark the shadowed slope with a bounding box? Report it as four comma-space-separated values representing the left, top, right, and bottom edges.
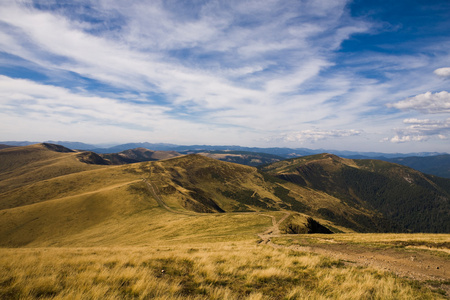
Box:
261, 153, 450, 233
102, 147, 181, 164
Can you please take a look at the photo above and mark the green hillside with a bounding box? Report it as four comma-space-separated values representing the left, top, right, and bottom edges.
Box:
384, 154, 450, 178
261, 153, 450, 233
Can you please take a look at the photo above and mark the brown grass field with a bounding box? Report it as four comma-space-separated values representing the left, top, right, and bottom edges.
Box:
1, 241, 447, 299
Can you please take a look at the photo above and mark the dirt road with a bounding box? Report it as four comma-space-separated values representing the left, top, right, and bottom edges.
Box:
143, 175, 449, 294
259, 218, 449, 296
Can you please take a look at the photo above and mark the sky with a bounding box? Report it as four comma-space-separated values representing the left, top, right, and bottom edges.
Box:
0, 0, 449, 152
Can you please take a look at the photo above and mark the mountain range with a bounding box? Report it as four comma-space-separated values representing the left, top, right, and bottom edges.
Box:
1, 142, 449, 248
2, 141, 449, 178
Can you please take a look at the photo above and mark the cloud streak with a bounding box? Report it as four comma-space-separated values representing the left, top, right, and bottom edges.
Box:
0, 0, 449, 152
275, 129, 362, 143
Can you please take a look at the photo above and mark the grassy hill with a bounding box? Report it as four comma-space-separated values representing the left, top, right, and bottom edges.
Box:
260, 153, 450, 233
1, 144, 449, 299
0, 144, 280, 247
0, 144, 368, 247
3, 144, 449, 250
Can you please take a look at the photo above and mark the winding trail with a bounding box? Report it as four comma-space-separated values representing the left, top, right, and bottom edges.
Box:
257, 212, 291, 244
142, 175, 449, 295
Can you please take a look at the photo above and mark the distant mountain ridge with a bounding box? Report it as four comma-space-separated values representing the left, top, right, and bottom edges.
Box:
2, 141, 449, 177
383, 155, 450, 179
1, 140, 446, 157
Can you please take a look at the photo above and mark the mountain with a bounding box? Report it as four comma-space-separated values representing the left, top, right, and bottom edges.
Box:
0, 143, 388, 246
44, 141, 98, 150
0, 144, 16, 150
101, 148, 181, 164
1, 143, 449, 248
2, 140, 446, 160
94, 143, 446, 159
196, 150, 283, 167
380, 154, 450, 179
260, 153, 450, 233
91, 142, 180, 153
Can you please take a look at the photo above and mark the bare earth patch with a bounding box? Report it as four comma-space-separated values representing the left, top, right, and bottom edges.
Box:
270, 235, 450, 297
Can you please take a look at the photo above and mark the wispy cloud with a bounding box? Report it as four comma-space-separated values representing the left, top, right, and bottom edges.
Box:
274, 129, 362, 143
0, 0, 449, 151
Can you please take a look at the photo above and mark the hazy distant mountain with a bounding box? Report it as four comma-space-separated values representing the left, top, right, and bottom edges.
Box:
0, 141, 37, 147
196, 150, 284, 167
44, 141, 98, 150
381, 155, 450, 178
1, 140, 446, 159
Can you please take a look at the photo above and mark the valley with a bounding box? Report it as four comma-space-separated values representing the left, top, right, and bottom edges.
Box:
0, 143, 449, 299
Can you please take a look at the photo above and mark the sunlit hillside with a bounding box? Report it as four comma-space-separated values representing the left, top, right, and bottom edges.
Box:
1, 143, 449, 299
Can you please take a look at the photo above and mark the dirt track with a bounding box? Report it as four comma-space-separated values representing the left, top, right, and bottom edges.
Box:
262, 216, 450, 296
143, 177, 449, 295
273, 241, 449, 281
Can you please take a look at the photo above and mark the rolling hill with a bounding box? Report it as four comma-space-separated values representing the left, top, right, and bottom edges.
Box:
1, 143, 449, 249
260, 153, 450, 233
0, 143, 377, 247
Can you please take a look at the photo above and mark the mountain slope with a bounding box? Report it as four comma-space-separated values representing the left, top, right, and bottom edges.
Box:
121, 154, 389, 232
0, 145, 366, 246
261, 153, 450, 233
102, 147, 181, 164
2, 144, 447, 249
196, 150, 283, 166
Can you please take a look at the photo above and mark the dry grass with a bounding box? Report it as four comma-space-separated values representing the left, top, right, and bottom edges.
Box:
0, 242, 443, 299
288, 233, 450, 253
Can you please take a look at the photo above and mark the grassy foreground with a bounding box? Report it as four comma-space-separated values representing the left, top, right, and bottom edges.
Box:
0, 241, 444, 299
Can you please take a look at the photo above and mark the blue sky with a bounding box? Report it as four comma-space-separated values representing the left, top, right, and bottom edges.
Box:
0, 0, 449, 152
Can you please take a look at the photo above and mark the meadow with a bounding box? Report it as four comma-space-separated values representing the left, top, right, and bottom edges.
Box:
0, 241, 445, 299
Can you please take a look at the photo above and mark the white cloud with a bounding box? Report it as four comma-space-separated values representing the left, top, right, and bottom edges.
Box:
388, 91, 450, 114
0, 0, 375, 137
276, 129, 362, 143
0, 75, 270, 144
0, 0, 365, 105
434, 67, 450, 78
0, 75, 170, 127
387, 118, 450, 143
0, 1, 448, 152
